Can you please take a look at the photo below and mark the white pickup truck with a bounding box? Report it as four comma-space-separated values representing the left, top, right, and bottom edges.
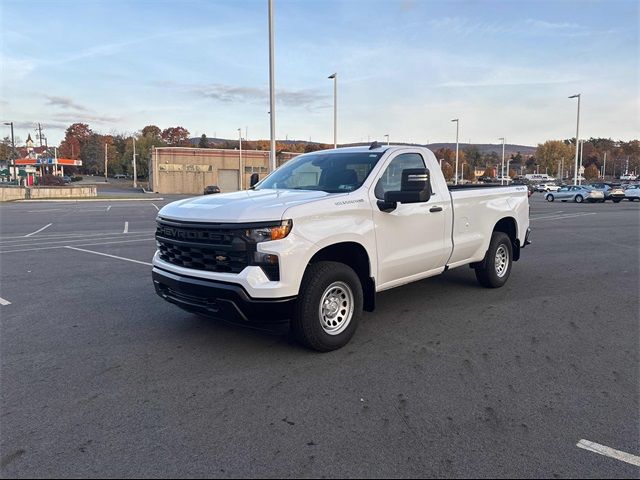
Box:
153, 145, 531, 351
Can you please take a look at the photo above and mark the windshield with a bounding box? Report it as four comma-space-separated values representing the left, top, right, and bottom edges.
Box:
255, 151, 384, 193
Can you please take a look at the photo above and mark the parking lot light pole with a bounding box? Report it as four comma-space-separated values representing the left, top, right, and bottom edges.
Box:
579, 139, 584, 185
328, 73, 337, 148
451, 119, 459, 185
238, 128, 243, 190
268, 0, 276, 172
498, 137, 505, 185
569, 94, 581, 185
132, 137, 137, 189
384, 134, 389, 145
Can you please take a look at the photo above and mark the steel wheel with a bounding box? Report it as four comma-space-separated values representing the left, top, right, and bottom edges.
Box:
319, 281, 354, 336
494, 244, 510, 278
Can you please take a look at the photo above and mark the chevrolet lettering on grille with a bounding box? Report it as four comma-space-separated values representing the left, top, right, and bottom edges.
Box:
158, 226, 221, 241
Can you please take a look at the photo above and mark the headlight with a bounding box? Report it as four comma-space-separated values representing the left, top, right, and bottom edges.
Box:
245, 220, 292, 243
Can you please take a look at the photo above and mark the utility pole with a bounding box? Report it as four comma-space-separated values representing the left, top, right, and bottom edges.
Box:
132, 137, 137, 188
3, 122, 15, 182
603, 152, 607, 179
104, 143, 108, 182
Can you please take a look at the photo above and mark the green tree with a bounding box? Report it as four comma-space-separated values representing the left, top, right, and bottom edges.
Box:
142, 125, 162, 139
198, 134, 209, 148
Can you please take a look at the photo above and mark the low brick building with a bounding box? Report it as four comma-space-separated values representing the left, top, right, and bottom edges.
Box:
149, 147, 298, 194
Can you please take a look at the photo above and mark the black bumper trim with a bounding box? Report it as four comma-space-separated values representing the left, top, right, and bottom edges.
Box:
524, 227, 532, 246
153, 267, 296, 326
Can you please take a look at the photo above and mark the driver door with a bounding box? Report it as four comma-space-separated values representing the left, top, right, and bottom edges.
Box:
370, 152, 448, 287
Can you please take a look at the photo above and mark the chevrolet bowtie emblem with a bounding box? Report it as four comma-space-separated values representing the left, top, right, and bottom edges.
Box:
216, 255, 227, 262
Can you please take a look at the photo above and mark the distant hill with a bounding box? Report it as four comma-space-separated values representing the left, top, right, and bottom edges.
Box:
189, 137, 536, 156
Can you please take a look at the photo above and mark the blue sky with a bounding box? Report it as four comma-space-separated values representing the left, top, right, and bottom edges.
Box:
1, 0, 638, 146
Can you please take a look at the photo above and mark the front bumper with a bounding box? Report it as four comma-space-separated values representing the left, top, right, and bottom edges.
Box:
153, 267, 296, 328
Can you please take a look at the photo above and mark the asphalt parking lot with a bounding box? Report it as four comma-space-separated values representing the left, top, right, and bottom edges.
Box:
0, 194, 638, 478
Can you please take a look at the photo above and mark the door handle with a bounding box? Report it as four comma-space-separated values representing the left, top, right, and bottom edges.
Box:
430, 206, 443, 213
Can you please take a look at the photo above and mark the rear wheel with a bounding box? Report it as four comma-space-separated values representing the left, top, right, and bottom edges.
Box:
575, 195, 584, 203
292, 261, 363, 352
613, 199, 621, 203
475, 232, 513, 288
546, 194, 554, 202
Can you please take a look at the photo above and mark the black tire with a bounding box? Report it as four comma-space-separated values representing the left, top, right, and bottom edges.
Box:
546, 194, 554, 202
613, 199, 621, 203
575, 195, 584, 203
292, 261, 363, 352
474, 231, 513, 288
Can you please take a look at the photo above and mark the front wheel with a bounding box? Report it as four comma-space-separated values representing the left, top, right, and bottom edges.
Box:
546, 194, 554, 202
292, 261, 363, 352
475, 232, 513, 288
575, 195, 584, 203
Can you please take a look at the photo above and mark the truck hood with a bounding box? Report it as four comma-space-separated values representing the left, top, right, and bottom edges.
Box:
158, 189, 338, 223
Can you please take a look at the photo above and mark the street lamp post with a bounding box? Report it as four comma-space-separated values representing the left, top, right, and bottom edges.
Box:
384, 134, 389, 145
498, 137, 506, 185
328, 73, 337, 148
451, 119, 459, 185
3, 122, 15, 182
569, 94, 581, 185
268, 0, 276, 172
579, 139, 584, 185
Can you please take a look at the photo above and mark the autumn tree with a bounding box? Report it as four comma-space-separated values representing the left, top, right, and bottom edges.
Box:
584, 164, 599, 180
161, 126, 190, 146
462, 163, 475, 182
440, 161, 454, 182
536, 140, 574, 176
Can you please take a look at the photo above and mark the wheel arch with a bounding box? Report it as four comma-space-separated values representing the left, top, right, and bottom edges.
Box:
306, 242, 376, 311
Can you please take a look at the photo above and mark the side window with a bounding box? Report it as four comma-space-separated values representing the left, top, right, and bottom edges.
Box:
374, 153, 427, 200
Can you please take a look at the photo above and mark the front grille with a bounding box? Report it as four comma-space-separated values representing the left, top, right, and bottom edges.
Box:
156, 220, 254, 274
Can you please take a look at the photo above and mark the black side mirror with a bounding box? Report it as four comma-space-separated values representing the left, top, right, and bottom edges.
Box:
250, 173, 259, 188
383, 168, 432, 207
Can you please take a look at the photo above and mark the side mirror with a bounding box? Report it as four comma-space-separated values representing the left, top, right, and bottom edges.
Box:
250, 173, 260, 188
383, 168, 432, 208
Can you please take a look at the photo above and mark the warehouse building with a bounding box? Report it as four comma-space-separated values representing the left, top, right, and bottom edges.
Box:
149, 147, 299, 194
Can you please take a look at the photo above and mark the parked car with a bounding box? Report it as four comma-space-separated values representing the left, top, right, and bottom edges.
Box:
62, 175, 72, 184
624, 184, 640, 201
536, 183, 560, 192
620, 173, 638, 181
545, 185, 604, 203
203, 185, 221, 195
113, 174, 127, 179
587, 183, 626, 203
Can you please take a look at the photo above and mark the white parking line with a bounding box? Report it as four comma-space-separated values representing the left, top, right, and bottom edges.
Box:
0, 297, 11, 306
123, 221, 129, 233
530, 213, 597, 221
577, 439, 640, 467
107, 205, 112, 211
24, 223, 52, 237
0, 232, 153, 250
151, 203, 160, 211
27, 209, 63, 213
65, 246, 152, 266
0, 237, 155, 254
